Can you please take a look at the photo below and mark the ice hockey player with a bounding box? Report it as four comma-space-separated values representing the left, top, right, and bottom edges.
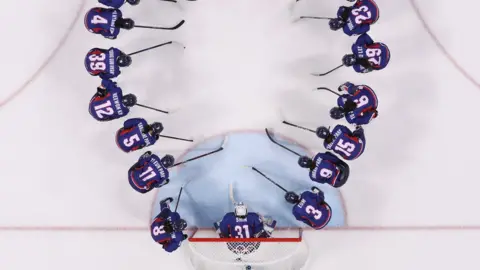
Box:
150, 197, 188, 253
329, 0, 380, 36
88, 79, 137, 121
342, 33, 390, 73
298, 151, 350, 188
99, 0, 140, 9
84, 7, 135, 39
128, 151, 174, 193
330, 82, 378, 126
84, 47, 131, 79
214, 202, 277, 239
316, 125, 366, 160
285, 187, 332, 230
115, 118, 163, 153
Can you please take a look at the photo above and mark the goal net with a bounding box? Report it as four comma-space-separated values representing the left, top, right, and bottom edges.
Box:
187, 228, 309, 270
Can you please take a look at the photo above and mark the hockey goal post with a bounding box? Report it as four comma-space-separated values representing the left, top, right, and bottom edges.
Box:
186, 228, 309, 270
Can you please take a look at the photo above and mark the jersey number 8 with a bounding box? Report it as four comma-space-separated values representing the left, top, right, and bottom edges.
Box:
152, 225, 166, 236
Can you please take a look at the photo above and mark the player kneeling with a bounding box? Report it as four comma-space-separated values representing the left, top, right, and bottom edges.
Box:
285, 187, 332, 230
115, 118, 163, 153
89, 79, 136, 121
342, 33, 390, 73
298, 152, 350, 188
329, 0, 380, 36
99, 0, 140, 9
330, 82, 378, 126
84, 47, 131, 79
214, 202, 277, 239
128, 151, 174, 193
316, 125, 366, 161
151, 197, 188, 253
84, 6, 135, 39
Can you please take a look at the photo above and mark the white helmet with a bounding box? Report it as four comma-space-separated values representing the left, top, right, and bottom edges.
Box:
234, 202, 248, 218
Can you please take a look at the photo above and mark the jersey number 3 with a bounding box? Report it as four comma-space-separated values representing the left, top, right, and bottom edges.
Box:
305, 205, 323, 220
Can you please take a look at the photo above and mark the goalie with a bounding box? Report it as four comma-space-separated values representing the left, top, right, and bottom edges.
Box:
214, 202, 277, 239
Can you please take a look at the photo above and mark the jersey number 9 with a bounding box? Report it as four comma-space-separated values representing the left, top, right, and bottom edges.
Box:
354, 95, 369, 108
319, 168, 333, 178
305, 205, 323, 220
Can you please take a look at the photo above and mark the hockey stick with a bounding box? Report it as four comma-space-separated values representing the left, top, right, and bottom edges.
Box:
171, 137, 227, 167
265, 128, 301, 157
313, 87, 341, 97
282, 121, 316, 133
229, 183, 237, 205
174, 187, 183, 212
128, 41, 185, 56
250, 166, 288, 193
158, 134, 193, 142
136, 103, 169, 114
298, 16, 335, 20
311, 64, 344, 77
134, 20, 185, 31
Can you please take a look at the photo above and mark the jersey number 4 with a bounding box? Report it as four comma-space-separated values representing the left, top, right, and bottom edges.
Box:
91, 15, 108, 24
334, 139, 355, 157
234, 225, 251, 238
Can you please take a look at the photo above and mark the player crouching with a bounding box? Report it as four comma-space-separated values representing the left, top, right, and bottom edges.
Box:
89, 79, 136, 121
285, 187, 332, 230
99, 0, 140, 9
330, 82, 378, 126
128, 151, 174, 193
150, 197, 188, 253
316, 125, 366, 160
84, 4, 136, 39
214, 202, 277, 239
342, 33, 390, 73
298, 152, 350, 188
84, 47, 131, 79
115, 118, 163, 153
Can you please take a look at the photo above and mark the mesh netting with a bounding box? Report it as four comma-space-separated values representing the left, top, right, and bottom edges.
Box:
187, 229, 308, 270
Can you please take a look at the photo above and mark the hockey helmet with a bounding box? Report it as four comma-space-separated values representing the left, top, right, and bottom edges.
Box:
127, 0, 140, 5
316, 126, 331, 139
329, 107, 344, 120
298, 156, 313, 169
284, 192, 300, 204
117, 54, 132, 67
329, 18, 345, 31
172, 219, 188, 232
150, 122, 164, 135
122, 94, 137, 107
160, 154, 175, 168
234, 202, 248, 218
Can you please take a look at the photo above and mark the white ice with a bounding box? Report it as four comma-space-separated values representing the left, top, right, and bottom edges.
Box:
1, 0, 479, 269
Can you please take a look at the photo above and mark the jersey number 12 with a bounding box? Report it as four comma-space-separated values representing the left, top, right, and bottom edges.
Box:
94, 100, 114, 119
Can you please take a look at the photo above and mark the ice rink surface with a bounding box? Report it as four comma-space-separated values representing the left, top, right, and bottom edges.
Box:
1, 0, 480, 269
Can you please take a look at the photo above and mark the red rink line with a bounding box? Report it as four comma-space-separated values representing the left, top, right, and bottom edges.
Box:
0, 0, 87, 108
410, 0, 480, 89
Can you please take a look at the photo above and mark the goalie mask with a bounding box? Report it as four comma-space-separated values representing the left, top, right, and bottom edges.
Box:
234, 202, 248, 218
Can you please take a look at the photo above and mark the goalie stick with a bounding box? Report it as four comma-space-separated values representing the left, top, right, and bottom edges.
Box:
172, 136, 227, 167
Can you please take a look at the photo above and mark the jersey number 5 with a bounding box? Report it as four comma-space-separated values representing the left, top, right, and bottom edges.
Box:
351, 6, 372, 24
94, 100, 114, 119
334, 139, 355, 157
234, 225, 250, 238
305, 205, 323, 220
123, 134, 140, 147
152, 225, 166, 236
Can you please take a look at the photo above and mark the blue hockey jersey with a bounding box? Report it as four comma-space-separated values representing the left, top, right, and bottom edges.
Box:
128, 153, 170, 193
84, 7, 122, 39
88, 79, 130, 121
337, 83, 378, 125
219, 212, 264, 238
99, 0, 128, 9
310, 152, 341, 186
84, 47, 123, 79
339, 0, 379, 36
115, 118, 157, 153
292, 191, 332, 230
324, 125, 366, 160
351, 33, 390, 73
151, 207, 185, 253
